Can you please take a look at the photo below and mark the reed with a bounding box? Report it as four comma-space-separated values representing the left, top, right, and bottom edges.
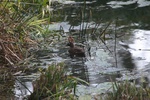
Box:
105, 81, 150, 100
29, 63, 88, 100
0, 1, 50, 66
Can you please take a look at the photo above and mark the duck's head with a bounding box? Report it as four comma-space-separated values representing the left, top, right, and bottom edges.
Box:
68, 36, 74, 43
66, 36, 75, 47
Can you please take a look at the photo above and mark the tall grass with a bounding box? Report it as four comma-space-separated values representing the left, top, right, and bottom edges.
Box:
105, 81, 150, 100
29, 63, 88, 100
0, 1, 50, 66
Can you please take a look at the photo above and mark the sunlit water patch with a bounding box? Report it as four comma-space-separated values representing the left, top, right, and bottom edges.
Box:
116, 29, 150, 83
107, 0, 137, 8
107, 0, 150, 8
129, 29, 150, 70
84, 41, 123, 84
14, 76, 36, 100
48, 22, 101, 32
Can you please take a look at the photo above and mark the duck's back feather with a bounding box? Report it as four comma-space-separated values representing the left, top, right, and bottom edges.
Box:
67, 42, 85, 58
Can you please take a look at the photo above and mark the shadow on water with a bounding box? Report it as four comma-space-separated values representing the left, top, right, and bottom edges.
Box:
65, 59, 89, 83
118, 49, 135, 71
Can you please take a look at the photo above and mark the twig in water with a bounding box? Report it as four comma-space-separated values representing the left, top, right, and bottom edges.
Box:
15, 77, 32, 94
114, 18, 118, 68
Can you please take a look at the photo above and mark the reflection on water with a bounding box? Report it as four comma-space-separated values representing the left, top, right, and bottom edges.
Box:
116, 29, 150, 86
118, 49, 135, 70
68, 64, 89, 83
14, 78, 33, 100
129, 30, 150, 70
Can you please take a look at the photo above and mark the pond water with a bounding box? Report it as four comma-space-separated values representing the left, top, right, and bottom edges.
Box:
14, 0, 150, 99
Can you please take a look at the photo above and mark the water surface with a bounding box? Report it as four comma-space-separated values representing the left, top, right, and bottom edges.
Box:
15, 0, 150, 98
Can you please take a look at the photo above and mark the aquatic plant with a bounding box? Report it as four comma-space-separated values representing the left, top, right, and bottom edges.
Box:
105, 81, 150, 100
29, 63, 88, 100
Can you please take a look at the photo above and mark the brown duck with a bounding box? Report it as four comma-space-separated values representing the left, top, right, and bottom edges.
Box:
67, 36, 85, 58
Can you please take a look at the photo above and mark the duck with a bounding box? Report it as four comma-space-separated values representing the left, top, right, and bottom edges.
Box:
66, 36, 85, 58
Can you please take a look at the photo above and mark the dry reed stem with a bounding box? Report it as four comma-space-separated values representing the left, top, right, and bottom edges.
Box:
0, 33, 24, 65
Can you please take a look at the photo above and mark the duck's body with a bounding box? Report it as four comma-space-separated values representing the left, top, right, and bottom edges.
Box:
67, 42, 85, 58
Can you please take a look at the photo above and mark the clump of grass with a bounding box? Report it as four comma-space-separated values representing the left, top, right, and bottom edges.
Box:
0, 1, 49, 66
105, 81, 150, 100
29, 63, 88, 100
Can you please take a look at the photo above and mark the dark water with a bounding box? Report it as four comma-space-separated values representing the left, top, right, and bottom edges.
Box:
48, 0, 150, 82
14, 0, 150, 98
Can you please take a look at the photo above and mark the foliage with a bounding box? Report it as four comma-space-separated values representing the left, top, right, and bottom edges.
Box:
105, 81, 150, 100
0, 1, 49, 66
29, 63, 88, 100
